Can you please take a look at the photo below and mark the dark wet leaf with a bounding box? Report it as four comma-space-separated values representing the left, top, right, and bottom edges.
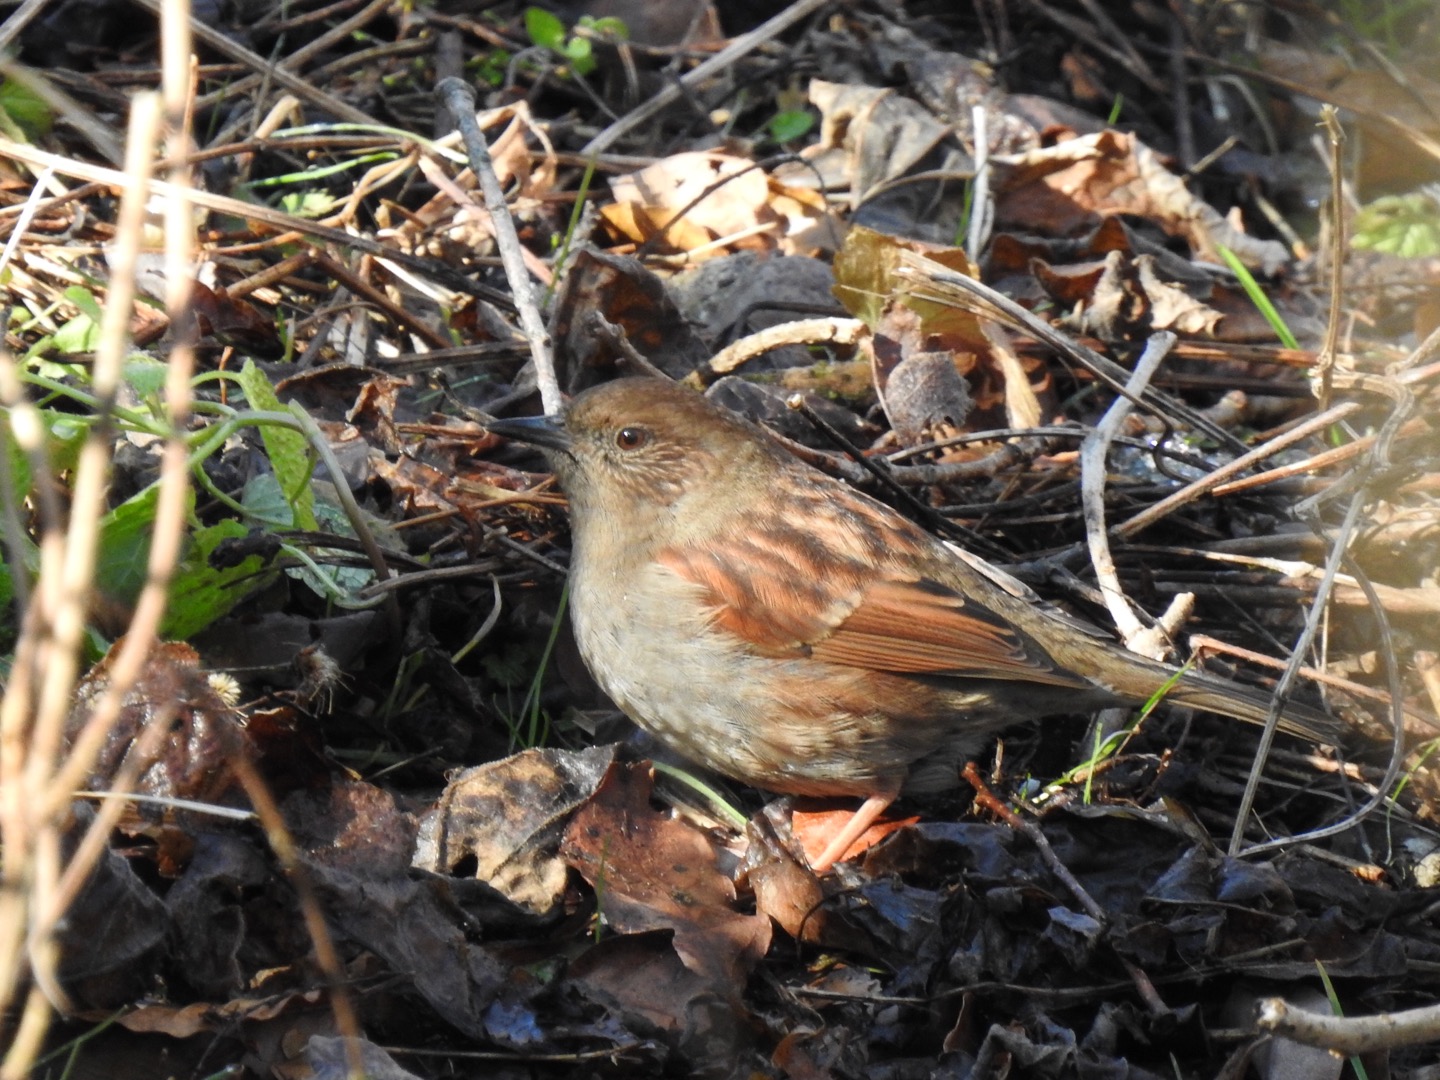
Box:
561, 763, 771, 987
551, 249, 712, 387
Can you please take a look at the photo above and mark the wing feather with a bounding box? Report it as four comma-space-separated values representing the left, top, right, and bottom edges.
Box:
660, 543, 1090, 689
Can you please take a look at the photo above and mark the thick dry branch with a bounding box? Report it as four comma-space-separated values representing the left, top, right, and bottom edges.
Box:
1257, 996, 1440, 1054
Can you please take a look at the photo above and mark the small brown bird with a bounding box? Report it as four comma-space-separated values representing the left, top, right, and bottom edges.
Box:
488, 378, 1330, 870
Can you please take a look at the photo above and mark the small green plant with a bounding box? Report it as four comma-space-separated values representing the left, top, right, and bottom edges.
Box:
1352, 189, 1440, 258
1216, 244, 1300, 350
650, 760, 748, 830
1315, 960, 1369, 1080
547, 155, 599, 301
488, 584, 569, 750
767, 109, 814, 143
469, 48, 511, 88
524, 8, 628, 77
51, 287, 105, 354
0, 76, 53, 141
954, 175, 976, 248
1107, 92, 1124, 127
2, 353, 398, 643
1046, 662, 1191, 804
277, 191, 340, 218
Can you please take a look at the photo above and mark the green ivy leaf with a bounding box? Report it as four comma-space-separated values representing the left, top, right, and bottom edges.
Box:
241, 472, 294, 527
95, 486, 276, 639
96, 485, 165, 602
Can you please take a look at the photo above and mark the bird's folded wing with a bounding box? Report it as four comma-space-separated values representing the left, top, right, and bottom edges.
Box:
662, 543, 1089, 686
807, 577, 1091, 685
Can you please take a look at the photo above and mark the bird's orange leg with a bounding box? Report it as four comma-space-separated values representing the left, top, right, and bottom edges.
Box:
808, 783, 901, 872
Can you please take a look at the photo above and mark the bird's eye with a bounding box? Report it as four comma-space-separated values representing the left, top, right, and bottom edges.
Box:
615, 426, 650, 450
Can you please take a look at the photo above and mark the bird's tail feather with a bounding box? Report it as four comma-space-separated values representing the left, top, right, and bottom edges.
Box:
1167, 668, 1338, 742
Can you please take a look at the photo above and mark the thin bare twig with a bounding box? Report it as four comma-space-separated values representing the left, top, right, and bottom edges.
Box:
1113, 402, 1362, 540
437, 78, 559, 413
1313, 106, 1346, 410
0, 91, 172, 1080
1228, 367, 1414, 855
0, 137, 517, 310
966, 105, 993, 256
581, 0, 834, 155
191, 0, 393, 114
1079, 331, 1181, 657
894, 251, 1249, 455
128, 0, 382, 126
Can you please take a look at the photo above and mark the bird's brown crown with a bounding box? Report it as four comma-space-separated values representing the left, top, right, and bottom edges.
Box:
557, 379, 782, 511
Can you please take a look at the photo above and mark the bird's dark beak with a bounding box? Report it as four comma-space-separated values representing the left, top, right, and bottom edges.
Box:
485, 413, 573, 455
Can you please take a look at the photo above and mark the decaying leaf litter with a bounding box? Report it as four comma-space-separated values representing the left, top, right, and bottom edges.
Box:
1, 0, 1439, 1076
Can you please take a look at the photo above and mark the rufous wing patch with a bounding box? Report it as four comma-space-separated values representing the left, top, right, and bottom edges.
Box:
661, 541, 1090, 687
809, 577, 1091, 686
656, 544, 862, 656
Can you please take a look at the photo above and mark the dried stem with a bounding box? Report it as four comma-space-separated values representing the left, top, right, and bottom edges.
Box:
1079, 331, 1181, 656
437, 78, 560, 413
1257, 996, 1440, 1054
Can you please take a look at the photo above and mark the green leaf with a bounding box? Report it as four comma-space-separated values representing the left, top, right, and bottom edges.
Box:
1352, 192, 1440, 258
768, 109, 814, 143
240, 472, 295, 527
3, 407, 88, 502
52, 290, 102, 354
51, 316, 99, 355
1216, 244, 1299, 350
41, 410, 87, 476
236, 360, 318, 531
161, 518, 275, 639
579, 15, 628, 40
123, 354, 169, 400
524, 7, 566, 50
96, 485, 165, 602
278, 191, 339, 218
289, 482, 385, 600
1, 407, 31, 511
470, 49, 511, 88
0, 557, 15, 658
0, 78, 52, 140
564, 37, 596, 76
66, 287, 104, 325
95, 486, 276, 639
